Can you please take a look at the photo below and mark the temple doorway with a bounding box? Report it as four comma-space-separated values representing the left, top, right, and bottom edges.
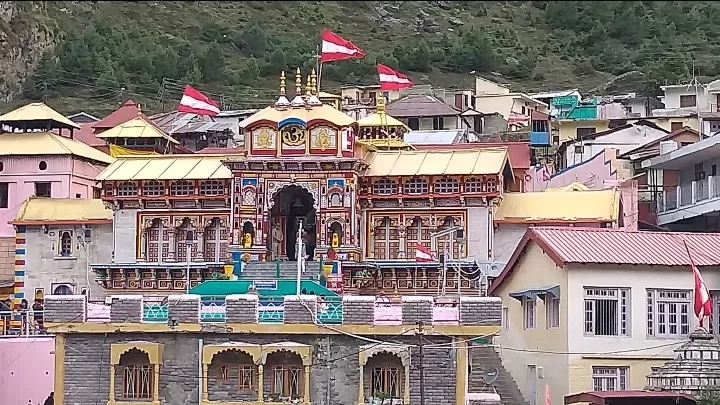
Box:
270, 185, 316, 261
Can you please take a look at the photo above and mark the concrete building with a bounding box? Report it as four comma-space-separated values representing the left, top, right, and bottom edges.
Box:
0, 102, 114, 290
45, 293, 501, 405
489, 227, 720, 405
474, 77, 549, 130
10, 197, 113, 301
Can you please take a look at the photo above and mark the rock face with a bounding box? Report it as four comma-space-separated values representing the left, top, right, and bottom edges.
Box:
0, 1, 56, 103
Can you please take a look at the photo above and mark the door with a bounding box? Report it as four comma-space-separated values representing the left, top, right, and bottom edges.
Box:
527, 365, 537, 405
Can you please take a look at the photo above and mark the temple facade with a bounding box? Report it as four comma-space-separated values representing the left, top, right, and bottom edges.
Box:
91, 68, 512, 296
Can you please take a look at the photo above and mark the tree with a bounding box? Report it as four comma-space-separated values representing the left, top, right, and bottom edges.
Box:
200, 42, 225, 82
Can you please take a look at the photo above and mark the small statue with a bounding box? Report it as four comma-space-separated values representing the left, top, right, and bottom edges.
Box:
243, 232, 252, 248
331, 231, 340, 248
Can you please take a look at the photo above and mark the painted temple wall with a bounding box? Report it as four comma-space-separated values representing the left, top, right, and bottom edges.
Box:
113, 209, 138, 263
22, 223, 113, 300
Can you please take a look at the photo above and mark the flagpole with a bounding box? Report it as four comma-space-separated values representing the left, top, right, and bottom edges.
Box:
316, 44, 323, 94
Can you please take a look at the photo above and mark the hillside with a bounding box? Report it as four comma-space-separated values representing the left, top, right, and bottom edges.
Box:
4, 1, 720, 116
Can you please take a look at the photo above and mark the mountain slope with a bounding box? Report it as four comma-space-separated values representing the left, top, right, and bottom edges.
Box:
4, 1, 720, 115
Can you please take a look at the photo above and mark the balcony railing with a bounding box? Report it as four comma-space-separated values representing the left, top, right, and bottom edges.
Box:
0, 310, 46, 336
659, 176, 720, 215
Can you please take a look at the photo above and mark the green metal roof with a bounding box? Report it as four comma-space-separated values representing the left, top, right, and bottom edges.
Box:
189, 280, 339, 297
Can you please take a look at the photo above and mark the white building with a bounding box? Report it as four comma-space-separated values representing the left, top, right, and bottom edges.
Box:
565, 121, 670, 167
474, 77, 548, 127
489, 227, 720, 405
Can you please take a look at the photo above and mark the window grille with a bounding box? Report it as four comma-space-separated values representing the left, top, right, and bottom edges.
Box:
523, 297, 535, 329
465, 177, 484, 193
117, 181, 138, 196
170, 180, 194, 196
546, 297, 560, 328
59, 231, 73, 256
584, 288, 629, 336
199, 180, 224, 196
434, 177, 460, 194
647, 289, 691, 337
592, 367, 628, 391
122, 364, 153, 399
372, 178, 396, 195
142, 180, 165, 196
372, 367, 402, 398
403, 177, 429, 195
271, 365, 302, 397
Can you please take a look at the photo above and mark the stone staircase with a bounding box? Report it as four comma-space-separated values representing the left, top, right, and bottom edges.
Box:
241, 261, 320, 281
469, 343, 529, 405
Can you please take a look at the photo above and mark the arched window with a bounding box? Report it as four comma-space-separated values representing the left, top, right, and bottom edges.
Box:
117, 181, 138, 196
328, 222, 343, 246
403, 177, 429, 195
199, 180, 225, 196
372, 178, 396, 195
204, 218, 225, 262
464, 177, 484, 193
59, 231, 73, 256
405, 217, 430, 256
328, 192, 343, 207
170, 180, 194, 196
434, 177, 460, 194
209, 350, 255, 397
373, 217, 399, 260
142, 180, 165, 196
119, 349, 153, 400
53, 285, 72, 295
145, 219, 164, 262
367, 353, 405, 400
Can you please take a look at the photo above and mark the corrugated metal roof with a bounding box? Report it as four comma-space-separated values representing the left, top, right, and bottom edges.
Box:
385, 94, 459, 117
151, 111, 234, 135
363, 148, 508, 177
0, 131, 114, 164
489, 227, 720, 295
495, 189, 620, 223
96, 155, 231, 181
0, 102, 81, 129
12, 197, 112, 224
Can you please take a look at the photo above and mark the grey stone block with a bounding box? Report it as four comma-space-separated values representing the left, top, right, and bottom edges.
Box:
167, 294, 200, 323
342, 296, 375, 324
110, 295, 143, 323
460, 297, 502, 326
44, 295, 86, 323
284, 295, 317, 324
401, 296, 432, 325
225, 294, 258, 323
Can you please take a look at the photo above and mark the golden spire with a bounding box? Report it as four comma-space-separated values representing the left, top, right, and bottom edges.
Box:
295, 67, 302, 96
305, 75, 312, 98
137, 103, 142, 116
311, 69, 318, 95
280, 71, 286, 96
376, 94, 386, 114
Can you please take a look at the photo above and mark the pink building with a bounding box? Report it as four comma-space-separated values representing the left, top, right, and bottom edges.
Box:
0, 103, 114, 288
0, 337, 55, 405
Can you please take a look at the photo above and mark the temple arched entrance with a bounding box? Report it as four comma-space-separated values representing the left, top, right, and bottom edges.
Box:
269, 185, 316, 261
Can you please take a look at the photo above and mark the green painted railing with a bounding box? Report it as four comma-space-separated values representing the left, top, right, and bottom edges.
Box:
317, 296, 343, 324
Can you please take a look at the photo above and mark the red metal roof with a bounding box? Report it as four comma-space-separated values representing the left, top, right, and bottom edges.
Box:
412, 142, 531, 169
565, 390, 695, 405
489, 227, 720, 295
70, 121, 107, 147
92, 100, 150, 130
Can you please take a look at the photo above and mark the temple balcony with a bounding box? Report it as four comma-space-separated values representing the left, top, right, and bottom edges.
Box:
43, 294, 500, 330
0, 309, 46, 336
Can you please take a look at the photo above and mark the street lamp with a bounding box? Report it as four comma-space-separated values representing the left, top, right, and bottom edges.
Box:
185, 230, 195, 294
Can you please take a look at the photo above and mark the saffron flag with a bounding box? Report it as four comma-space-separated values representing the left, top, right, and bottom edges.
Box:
685, 241, 712, 327
377, 64, 413, 91
178, 85, 220, 116
416, 244, 434, 262
320, 29, 366, 63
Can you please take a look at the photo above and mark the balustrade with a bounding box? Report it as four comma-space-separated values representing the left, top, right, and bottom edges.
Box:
70, 294, 495, 326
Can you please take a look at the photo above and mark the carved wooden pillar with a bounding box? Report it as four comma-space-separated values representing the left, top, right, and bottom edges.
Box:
195, 231, 205, 261
202, 364, 209, 401
139, 231, 148, 261
257, 364, 264, 402
303, 364, 311, 405
167, 230, 176, 261
109, 364, 116, 400
397, 225, 407, 259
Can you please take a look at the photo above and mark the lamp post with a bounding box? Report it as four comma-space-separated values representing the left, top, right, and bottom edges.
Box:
185, 230, 194, 294
296, 220, 304, 296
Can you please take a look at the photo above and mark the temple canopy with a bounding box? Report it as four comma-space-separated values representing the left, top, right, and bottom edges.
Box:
96, 116, 179, 144
357, 97, 409, 130
0, 102, 80, 133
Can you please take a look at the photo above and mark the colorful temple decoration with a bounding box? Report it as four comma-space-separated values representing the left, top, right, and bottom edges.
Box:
91, 67, 513, 295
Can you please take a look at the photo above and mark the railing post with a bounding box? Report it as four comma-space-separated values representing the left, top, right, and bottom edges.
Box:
275, 257, 280, 279
661, 189, 668, 213
692, 181, 698, 204
676, 186, 681, 207
710, 175, 716, 198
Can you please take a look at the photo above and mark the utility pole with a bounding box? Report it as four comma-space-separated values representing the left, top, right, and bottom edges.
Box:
42, 80, 48, 103
417, 321, 425, 405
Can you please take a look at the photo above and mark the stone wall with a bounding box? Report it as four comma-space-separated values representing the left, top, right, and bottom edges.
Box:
113, 209, 137, 263
22, 223, 113, 300
62, 333, 457, 405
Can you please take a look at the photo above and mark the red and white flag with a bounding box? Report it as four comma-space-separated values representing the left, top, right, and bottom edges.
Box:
178, 85, 220, 116
378, 64, 412, 91
685, 241, 712, 327
416, 244, 434, 262
320, 29, 366, 63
